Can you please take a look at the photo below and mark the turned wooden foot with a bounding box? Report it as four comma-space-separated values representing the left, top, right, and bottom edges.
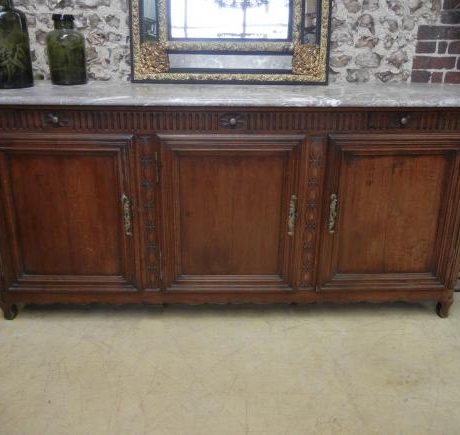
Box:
0, 303, 18, 320
436, 296, 454, 319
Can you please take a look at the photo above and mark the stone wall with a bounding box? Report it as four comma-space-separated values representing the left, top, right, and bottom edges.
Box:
14, 0, 446, 83
15, 0, 132, 81
330, 0, 442, 83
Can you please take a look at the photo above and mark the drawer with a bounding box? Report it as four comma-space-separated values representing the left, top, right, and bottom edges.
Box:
367, 110, 441, 130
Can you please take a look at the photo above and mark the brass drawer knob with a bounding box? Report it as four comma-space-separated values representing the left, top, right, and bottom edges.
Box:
43, 112, 71, 128
47, 113, 60, 125
219, 113, 247, 129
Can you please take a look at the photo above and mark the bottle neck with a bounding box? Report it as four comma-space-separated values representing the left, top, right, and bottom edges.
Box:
0, 0, 13, 11
54, 20, 74, 30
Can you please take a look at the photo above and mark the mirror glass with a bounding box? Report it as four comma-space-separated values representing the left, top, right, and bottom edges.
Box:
303, 0, 318, 44
169, 0, 291, 41
142, 0, 159, 39
132, 0, 330, 84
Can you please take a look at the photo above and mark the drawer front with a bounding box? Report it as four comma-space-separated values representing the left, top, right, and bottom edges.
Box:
1, 108, 459, 134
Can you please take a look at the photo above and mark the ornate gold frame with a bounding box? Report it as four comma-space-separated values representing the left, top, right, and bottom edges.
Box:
130, 0, 331, 84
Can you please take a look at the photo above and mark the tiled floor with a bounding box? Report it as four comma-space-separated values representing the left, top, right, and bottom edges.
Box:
1, 297, 459, 435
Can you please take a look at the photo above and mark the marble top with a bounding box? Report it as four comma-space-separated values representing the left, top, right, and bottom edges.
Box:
0, 80, 459, 107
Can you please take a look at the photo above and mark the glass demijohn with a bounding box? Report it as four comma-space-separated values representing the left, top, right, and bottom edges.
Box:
0, 0, 34, 89
46, 14, 87, 85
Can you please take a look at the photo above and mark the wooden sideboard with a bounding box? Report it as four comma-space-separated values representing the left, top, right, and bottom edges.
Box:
0, 105, 459, 319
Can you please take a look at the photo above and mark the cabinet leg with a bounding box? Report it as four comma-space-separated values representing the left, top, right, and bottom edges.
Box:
0, 303, 18, 320
436, 295, 454, 319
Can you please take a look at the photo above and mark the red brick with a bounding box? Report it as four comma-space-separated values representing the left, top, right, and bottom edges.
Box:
431, 72, 444, 83
411, 70, 431, 83
448, 41, 460, 54
445, 72, 460, 83
413, 56, 457, 69
444, 0, 460, 9
441, 11, 460, 24
416, 41, 436, 53
438, 41, 448, 54
418, 25, 460, 40
447, 27, 460, 39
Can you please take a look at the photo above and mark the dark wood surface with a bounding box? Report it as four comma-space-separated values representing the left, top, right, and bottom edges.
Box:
0, 106, 459, 318
158, 134, 304, 291
0, 134, 139, 293
318, 134, 460, 293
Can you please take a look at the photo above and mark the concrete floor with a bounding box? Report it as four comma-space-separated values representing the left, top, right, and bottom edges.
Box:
1, 297, 460, 435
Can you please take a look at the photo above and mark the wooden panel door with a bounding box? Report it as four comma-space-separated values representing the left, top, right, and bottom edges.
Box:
318, 133, 460, 292
159, 134, 306, 291
0, 133, 139, 293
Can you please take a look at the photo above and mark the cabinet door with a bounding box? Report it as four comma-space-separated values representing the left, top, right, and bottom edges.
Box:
0, 134, 139, 292
159, 134, 306, 291
318, 134, 460, 292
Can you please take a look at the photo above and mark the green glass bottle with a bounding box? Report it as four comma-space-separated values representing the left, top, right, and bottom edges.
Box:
0, 0, 33, 89
46, 14, 87, 86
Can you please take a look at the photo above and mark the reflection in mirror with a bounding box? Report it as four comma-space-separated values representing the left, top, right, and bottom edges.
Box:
141, 0, 158, 40
169, 0, 291, 40
169, 53, 292, 70
303, 0, 318, 44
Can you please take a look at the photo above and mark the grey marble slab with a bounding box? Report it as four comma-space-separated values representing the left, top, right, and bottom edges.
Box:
0, 80, 459, 107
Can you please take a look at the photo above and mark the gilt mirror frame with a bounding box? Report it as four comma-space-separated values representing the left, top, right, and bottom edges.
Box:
130, 0, 331, 84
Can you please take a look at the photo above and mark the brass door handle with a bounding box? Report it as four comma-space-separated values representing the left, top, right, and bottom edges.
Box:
328, 193, 338, 234
287, 194, 297, 237
122, 194, 133, 236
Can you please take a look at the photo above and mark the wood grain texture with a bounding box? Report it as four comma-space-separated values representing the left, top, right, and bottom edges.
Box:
318, 133, 460, 296
158, 134, 305, 291
0, 107, 459, 134
135, 135, 162, 289
178, 155, 284, 275
0, 108, 459, 318
10, 154, 121, 275
0, 133, 140, 292
337, 155, 446, 273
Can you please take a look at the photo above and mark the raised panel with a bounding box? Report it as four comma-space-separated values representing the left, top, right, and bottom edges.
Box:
10, 154, 122, 276
0, 134, 139, 292
179, 155, 285, 275
159, 134, 306, 291
337, 154, 447, 274
318, 133, 460, 292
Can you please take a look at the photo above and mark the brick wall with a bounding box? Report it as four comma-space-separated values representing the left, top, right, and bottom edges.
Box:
412, 0, 460, 84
